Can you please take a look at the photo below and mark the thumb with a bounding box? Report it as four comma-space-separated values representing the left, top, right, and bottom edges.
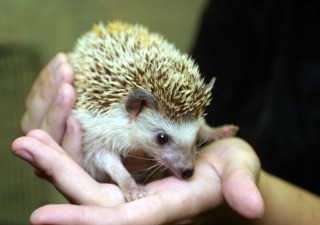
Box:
205, 138, 264, 219
223, 168, 264, 219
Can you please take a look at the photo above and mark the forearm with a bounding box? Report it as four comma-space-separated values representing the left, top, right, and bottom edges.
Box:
253, 170, 320, 225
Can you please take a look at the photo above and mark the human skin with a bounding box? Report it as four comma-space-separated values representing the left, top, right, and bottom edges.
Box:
12, 129, 320, 225
12, 130, 263, 224
253, 172, 320, 225
14, 53, 320, 225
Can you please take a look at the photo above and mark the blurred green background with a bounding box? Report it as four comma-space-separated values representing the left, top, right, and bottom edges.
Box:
0, 0, 208, 224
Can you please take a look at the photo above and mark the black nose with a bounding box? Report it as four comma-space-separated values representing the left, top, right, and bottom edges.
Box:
181, 169, 194, 179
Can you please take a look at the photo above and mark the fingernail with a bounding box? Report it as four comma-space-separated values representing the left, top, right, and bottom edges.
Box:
48, 53, 67, 73
15, 150, 34, 164
51, 55, 69, 84
54, 63, 73, 84
53, 69, 63, 83
55, 88, 63, 104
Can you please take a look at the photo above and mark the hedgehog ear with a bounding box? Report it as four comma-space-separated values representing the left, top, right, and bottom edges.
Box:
126, 89, 158, 118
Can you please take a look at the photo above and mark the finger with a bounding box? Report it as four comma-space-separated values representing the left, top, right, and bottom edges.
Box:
40, 82, 76, 143
25, 53, 69, 108
61, 115, 83, 165
202, 138, 264, 219
30, 205, 128, 225
30, 174, 222, 225
11, 130, 124, 207
21, 53, 73, 133
222, 168, 264, 219
30, 195, 173, 225
27, 148, 226, 225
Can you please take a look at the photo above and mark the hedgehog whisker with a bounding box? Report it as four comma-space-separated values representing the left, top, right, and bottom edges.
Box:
196, 141, 204, 149
195, 150, 206, 157
131, 162, 160, 173
159, 165, 167, 174
125, 154, 156, 161
195, 138, 213, 157
143, 163, 163, 184
196, 139, 208, 150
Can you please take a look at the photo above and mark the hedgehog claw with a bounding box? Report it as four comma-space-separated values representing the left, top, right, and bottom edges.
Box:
124, 187, 147, 201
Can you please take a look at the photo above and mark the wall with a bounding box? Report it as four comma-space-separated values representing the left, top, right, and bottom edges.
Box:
0, 0, 208, 61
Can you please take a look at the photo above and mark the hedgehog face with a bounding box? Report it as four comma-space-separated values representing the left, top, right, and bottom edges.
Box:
132, 107, 200, 179
124, 89, 201, 179
151, 123, 199, 179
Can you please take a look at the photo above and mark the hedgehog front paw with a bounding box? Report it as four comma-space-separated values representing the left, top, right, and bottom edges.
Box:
213, 124, 239, 139
124, 187, 147, 201
203, 124, 239, 142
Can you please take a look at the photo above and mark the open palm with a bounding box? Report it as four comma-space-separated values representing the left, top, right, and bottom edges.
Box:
12, 129, 263, 225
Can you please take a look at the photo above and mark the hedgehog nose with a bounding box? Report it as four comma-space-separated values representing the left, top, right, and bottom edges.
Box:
181, 169, 194, 179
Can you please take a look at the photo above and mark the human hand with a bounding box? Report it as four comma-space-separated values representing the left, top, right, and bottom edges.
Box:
20, 53, 82, 163
21, 53, 75, 140
12, 129, 264, 225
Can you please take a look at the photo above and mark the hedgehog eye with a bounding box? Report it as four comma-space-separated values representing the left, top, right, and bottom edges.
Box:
156, 132, 169, 145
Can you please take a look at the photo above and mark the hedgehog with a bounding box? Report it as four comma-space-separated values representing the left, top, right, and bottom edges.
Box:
69, 21, 238, 201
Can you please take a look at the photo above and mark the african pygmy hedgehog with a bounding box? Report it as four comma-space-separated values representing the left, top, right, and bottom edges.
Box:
69, 21, 238, 201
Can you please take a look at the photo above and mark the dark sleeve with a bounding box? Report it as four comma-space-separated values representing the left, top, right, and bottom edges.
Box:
192, 0, 320, 194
